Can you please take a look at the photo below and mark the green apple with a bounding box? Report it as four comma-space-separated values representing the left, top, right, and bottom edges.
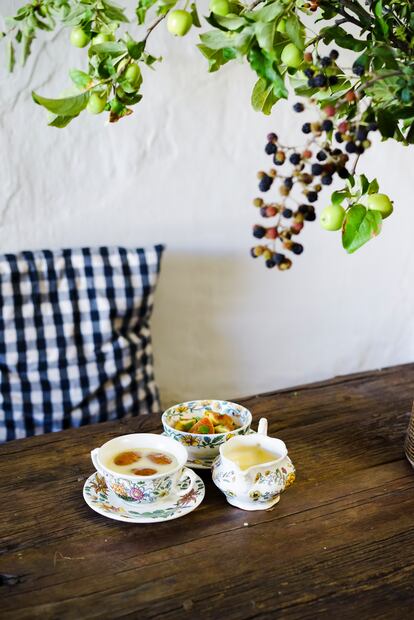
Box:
87, 92, 107, 115
281, 43, 302, 69
367, 193, 393, 219
276, 19, 286, 33
124, 63, 141, 87
92, 32, 115, 45
167, 10, 193, 36
70, 27, 90, 48
210, 0, 231, 16
320, 204, 346, 231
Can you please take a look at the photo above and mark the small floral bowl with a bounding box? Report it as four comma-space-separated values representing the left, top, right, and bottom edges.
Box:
91, 433, 196, 505
161, 400, 252, 463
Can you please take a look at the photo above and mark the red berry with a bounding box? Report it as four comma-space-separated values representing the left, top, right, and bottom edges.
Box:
324, 105, 336, 117
266, 206, 278, 217
304, 52, 313, 63
291, 222, 304, 234
345, 90, 357, 102
338, 121, 349, 134
302, 149, 312, 159
266, 227, 278, 239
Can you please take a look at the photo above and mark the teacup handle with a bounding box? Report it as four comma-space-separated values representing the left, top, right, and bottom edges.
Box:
91, 448, 103, 475
258, 417, 268, 436
175, 468, 197, 496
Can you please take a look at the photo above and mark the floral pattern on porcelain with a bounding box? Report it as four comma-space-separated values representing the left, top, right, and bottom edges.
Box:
212, 454, 296, 508
102, 470, 177, 504
84, 472, 205, 522
162, 400, 252, 450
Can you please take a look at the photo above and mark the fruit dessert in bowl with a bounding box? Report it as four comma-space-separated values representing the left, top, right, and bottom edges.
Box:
161, 400, 252, 466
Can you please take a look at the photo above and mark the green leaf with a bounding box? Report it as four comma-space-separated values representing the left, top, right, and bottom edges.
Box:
126, 40, 145, 60
7, 40, 15, 72
359, 174, 369, 194
90, 42, 126, 56
190, 2, 201, 28
342, 205, 382, 254
285, 14, 304, 50
373, 0, 389, 36
254, 21, 275, 53
331, 190, 348, 206
215, 14, 245, 31
320, 26, 367, 52
367, 178, 379, 194
69, 69, 92, 89
377, 109, 397, 138
32, 91, 90, 116
254, 1, 284, 23
102, 0, 129, 23
251, 77, 278, 115
48, 115, 75, 128
197, 44, 237, 72
199, 29, 253, 53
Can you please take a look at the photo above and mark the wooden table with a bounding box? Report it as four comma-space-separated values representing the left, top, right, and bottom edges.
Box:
1, 364, 414, 619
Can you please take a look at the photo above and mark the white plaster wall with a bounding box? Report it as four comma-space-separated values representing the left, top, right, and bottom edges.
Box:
1, 1, 414, 406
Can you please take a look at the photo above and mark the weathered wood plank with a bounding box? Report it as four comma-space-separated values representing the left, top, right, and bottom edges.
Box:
1, 363, 413, 619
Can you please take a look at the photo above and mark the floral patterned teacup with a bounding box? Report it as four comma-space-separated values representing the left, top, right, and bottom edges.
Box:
91, 433, 196, 505
162, 400, 252, 464
212, 418, 295, 511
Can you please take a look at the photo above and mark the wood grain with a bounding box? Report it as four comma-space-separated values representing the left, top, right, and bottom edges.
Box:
1, 364, 413, 619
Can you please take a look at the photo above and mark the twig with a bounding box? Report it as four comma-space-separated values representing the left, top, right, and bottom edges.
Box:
351, 152, 361, 175
143, 14, 166, 44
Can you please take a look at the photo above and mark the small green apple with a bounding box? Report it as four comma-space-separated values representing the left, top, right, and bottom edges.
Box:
167, 10, 193, 37
87, 92, 107, 115
320, 204, 346, 231
281, 43, 302, 69
124, 63, 141, 87
367, 193, 393, 219
70, 27, 90, 48
210, 0, 231, 16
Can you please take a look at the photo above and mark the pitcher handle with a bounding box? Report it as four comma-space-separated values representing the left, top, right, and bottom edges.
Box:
258, 417, 268, 436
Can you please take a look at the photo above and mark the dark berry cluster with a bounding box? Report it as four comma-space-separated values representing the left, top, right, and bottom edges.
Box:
334, 120, 377, 155
302, 49, 340, 90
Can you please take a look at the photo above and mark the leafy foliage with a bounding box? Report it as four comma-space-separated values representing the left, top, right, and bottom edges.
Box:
1, 0, 413, 258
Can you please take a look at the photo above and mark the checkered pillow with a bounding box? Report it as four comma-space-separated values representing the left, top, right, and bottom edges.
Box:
0, 245, 164, 442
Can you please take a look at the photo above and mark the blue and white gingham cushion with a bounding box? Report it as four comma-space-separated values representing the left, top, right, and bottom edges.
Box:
0, 245, 164, 442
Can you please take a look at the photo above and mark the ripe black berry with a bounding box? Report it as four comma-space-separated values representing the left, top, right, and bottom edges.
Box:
282, 208, 293, 218
265, 142, 277, 155
292, 243, 304, 255
328, 75, 339, 85
368, 122, 378, 132
305, 211, 316, 221
314, 74, 327, 87
321, 174, 333, 185
311, 163, 323, 175
321, 119, 333, 132
304, 68, 314, 78
284, 177, 293, 189
356, 144, 365, 155
250, 248, 258, 258
265, 259, 276, 268
352, 63, 364, 76
356, 126, 368, 141
302, 123, 311, 134
267, 132, 278, 142
298, 204, 309, 214
260, 207, 267, 217
345, 141, 357, 153
274, 253, 285, 265
307, 191, 318, 202
329, 49, 339, 60
259, 175, 273, 191
289, 152, 301, 165
253, 225, 266, 239
316, 150, 328, 161
307, 77, 316, 88
293, 102, 304, 113
320, 57, 331, 68
335, 131, 343, 143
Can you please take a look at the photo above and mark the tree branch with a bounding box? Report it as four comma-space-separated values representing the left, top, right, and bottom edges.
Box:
143, 13, 166, 44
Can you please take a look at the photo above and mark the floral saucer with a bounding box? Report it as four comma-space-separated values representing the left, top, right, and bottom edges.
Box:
83, 468, 205, 524
162, 430, 256, 469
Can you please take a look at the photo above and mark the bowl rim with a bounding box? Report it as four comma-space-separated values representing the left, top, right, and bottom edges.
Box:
161, 400, 252, 438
